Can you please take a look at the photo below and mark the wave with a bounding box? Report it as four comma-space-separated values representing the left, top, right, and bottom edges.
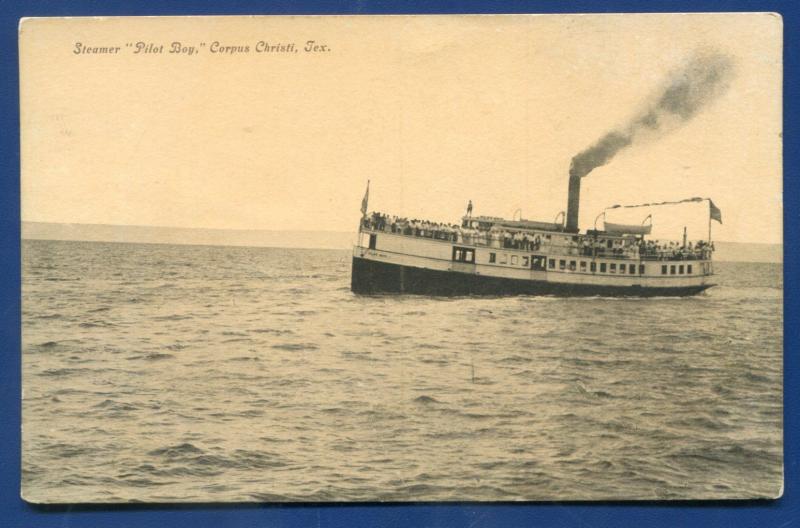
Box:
126, 352, 175, 361
37, 367, 94, 377
148, 443, 204, 457
413, 395, 442, 404
93, 399, 139, 412
78, 321, 116, 328
145, 444, 289, 474
271, 343, 319, 351
152, 314, 193, 321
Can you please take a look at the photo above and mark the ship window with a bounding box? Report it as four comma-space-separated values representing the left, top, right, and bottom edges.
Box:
619, 264, 625, 274
688, 264, 693, 274
580, 261, 587, 271
679, 265, 684, 274
639, 264, 645, 275
590, 262, 597, 272
569, 260, 576, 271
548, 258, 555, 269
489, 252, 496, 263
511, 255, 519, 265
452, 246, 475, 263
610, 263, 616, 273
545, 234, 551, 240
629, 264, 635, 274
522, 256, 529, 267
607, 240, 613, 249
661, 265, 667, 275
369, 233, 377, 249
670, 265, 676, 275
500, 253, 507, 264
600, 263, 607, 273
559, 260, 566, 270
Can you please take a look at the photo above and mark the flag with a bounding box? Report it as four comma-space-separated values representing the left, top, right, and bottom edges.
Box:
360, 180, 370, 217
709, 199, 722, 224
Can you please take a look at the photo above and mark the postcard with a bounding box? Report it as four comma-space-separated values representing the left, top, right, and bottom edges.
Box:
20, 13, 782, 502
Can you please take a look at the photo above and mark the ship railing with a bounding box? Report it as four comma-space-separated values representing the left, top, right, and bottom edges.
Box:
360, 223, 712, 261
551, 248, 711, 261
639, 253, 711, 261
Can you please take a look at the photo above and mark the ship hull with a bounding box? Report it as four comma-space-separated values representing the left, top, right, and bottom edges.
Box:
351, 256, 712, 297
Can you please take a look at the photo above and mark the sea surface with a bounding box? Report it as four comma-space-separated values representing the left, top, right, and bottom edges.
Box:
21, 239, 783, 503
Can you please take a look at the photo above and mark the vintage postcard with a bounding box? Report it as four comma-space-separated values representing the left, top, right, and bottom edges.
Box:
20, 14, 782, 503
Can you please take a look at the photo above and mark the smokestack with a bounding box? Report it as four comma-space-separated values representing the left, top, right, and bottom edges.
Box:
566, 167, 581, 232
564, 50, 734, 233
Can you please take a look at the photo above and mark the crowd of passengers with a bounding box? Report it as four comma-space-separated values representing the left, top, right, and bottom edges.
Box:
639, 239, 714, 260
363, 212, 713, 260
363, 212, 543, 249
577, 238, 713, 260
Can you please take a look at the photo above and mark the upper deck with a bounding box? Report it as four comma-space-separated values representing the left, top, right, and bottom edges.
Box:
360, 213, 714, 263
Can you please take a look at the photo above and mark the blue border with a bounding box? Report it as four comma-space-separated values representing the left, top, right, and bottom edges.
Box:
3, 1, 795, 526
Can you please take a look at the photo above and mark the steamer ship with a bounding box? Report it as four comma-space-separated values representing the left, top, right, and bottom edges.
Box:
350, 50, 733, 297
350, 179, 720, 297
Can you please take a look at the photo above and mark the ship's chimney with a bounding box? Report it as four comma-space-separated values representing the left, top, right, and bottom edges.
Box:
566, 169, 581, 232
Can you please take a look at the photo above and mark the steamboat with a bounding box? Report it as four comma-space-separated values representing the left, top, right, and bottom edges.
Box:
349, 48, 736, 297
350, 178, 721, 297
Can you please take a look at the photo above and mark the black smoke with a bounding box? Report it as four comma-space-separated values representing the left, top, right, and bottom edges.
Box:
569, 50, 735, 181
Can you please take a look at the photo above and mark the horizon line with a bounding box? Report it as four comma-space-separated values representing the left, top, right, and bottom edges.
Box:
21, 220, 355, 235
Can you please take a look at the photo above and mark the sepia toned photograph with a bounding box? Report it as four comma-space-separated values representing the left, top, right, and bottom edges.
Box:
20, 13, 782, 503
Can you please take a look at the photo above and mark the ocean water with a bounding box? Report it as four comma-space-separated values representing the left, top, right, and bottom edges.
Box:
21, 239, 783, 503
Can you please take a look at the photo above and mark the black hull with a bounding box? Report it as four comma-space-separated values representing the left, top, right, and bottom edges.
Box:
351, 256, 712, 297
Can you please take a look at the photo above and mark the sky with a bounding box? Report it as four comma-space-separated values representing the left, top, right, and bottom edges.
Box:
20, 14, 782, 244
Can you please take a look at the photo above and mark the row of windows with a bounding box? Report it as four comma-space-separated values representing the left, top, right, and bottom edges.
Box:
542, 259, 697, 276
547, 259, 644, 275
547, 258, 645, 275
661, 264, 693, 275
486, 252, 685, 276
460, 247, 698, 276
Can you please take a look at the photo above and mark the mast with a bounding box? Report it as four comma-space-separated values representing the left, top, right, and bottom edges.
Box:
359, 180, 370, 247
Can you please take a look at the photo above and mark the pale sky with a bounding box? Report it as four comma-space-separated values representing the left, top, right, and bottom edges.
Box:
20, 14, 782, 243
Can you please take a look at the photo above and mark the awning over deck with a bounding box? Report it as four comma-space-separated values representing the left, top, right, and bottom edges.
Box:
603, 221, 652, 235
469, 216, 564, 232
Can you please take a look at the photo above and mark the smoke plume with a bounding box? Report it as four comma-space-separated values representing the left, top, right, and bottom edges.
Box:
569, 50, 735, 180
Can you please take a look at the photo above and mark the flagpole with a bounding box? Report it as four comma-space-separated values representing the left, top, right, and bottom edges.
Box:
359, 180, 370, 250
708, 200, 712, 244
361, 179, 370, 219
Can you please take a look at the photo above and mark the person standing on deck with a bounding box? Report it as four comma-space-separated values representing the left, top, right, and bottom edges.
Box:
466, 200, 473, 217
